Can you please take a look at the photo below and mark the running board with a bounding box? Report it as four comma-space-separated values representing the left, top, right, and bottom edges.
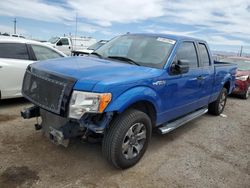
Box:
158, 108, 208, 134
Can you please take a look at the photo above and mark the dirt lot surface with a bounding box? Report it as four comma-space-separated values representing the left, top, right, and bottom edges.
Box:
0, 97, 249, 188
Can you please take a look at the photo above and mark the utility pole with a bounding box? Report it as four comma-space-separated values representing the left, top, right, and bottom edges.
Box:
74, 13, 78, 51
14, 18, 17, 34
239, 46, 243, 57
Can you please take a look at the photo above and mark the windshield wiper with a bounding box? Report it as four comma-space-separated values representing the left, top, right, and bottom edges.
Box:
107, 56, 140, 66
90, 52, 103, 58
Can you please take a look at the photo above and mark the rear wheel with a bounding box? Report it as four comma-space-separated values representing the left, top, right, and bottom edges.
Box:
102, 109, 152, 169
208, 87, 228, 115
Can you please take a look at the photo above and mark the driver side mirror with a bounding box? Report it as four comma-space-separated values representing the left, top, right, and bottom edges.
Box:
171, 59, 190, 74
56, 40, 63, 46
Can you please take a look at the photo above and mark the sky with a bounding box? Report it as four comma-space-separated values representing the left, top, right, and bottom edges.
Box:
0, 0, 250, 54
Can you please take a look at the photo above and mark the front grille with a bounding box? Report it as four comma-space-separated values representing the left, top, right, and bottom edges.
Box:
22, 67, 76, 116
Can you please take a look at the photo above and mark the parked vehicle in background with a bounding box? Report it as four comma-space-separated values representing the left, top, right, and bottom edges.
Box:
11, 34, 25, 38
46, 36, 97, 56
0, 36, 66, 99
72, 40, 108, 56
21, 34, 236, 169
220, 57, 250, 99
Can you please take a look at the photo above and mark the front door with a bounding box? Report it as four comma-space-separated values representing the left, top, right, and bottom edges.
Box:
160, 41, 204, 123
56, 38, 71, 55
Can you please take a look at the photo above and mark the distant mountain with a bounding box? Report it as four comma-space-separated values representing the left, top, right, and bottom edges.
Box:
212, 50, 250, 58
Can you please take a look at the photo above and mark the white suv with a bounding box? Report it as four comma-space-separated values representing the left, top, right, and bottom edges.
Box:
0, 36, 66, 99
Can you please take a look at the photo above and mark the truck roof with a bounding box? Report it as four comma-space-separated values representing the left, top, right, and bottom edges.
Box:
129, 33, 206, 43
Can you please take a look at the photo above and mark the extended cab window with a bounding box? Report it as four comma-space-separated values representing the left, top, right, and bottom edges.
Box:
198, 43, 210, 66
31, 45, 63, 61
176, 42, 198, 68
0, 43, 29, 60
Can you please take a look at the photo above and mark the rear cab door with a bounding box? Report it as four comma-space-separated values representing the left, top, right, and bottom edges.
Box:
196, 42, 214, 105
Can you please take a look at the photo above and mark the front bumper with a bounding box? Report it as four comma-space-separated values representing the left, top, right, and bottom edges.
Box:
21, 106, 113, 146
232, 80, 250, 95
21, 106, 40, 119
21, 106, 84, 147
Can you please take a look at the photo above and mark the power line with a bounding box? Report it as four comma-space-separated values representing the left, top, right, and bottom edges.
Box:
74, 13, 78, 51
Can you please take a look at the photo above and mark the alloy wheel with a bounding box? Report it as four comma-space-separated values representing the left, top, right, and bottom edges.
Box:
219, 91, 227, 112
122, 123, 146, 160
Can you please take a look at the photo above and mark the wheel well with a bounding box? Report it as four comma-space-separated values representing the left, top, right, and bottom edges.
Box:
127, 101, 157, 127
224, 81, 230, 93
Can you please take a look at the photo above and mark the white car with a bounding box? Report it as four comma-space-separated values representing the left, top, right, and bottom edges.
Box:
11, 34, 25, 38
0, 36, 66, 99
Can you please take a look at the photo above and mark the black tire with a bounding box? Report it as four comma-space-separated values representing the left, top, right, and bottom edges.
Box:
208, 87, 228, 115
241, 86, 249, 99
102, 109, 152, 169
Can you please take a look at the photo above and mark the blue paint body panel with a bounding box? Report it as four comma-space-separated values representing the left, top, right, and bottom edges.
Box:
31, 34, 237, 126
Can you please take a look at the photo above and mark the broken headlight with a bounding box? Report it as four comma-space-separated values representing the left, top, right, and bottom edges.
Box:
236, 75, 249, 81
69, 91, 112, 119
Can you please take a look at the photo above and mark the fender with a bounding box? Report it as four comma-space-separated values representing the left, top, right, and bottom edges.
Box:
105, 86, 161, 113
221, 74, 233, 93
209, 73, 234, 103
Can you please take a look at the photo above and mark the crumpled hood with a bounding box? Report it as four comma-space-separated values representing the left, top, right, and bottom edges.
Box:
30, 56, 163, 91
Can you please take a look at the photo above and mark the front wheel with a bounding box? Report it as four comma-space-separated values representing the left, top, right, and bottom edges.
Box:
102, 109, 152, 169
241, 86, 250, 99
208, 87, 228, 115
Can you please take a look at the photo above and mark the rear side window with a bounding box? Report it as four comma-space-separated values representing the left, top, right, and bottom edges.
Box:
198, 43, 210, 66
176, 42, 198, 68
31, 45, 63, 61
0, 43, 29, 60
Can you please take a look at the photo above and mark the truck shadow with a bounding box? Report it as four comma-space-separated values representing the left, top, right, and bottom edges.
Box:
150, 117, 201, 150
0, 98, 30, 108
0, 98, 30, 122
0, 113, 215, 188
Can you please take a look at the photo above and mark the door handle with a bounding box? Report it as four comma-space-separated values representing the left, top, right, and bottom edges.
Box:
196, 76, 204, 80
69, 46, 71, 49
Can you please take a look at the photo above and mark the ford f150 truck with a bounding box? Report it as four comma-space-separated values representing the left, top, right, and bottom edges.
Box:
21, 34, 237, 169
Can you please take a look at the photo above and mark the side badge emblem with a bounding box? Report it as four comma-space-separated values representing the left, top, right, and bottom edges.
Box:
152, 80, 166, 86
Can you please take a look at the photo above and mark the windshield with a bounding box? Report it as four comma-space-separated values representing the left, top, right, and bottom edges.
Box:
88, 41, 105, 50
221, 58, 250, 71
95, 35, 175, 69
48, 37, 59, 44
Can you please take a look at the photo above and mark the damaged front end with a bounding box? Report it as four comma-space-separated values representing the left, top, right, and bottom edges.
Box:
21, 66, 113, 147
21, 106, 113, 147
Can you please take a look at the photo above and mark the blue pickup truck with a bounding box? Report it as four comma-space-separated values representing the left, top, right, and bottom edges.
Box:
21, 34, 237, 169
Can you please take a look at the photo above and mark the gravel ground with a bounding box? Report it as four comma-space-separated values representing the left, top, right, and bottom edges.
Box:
0, 97, 249, 188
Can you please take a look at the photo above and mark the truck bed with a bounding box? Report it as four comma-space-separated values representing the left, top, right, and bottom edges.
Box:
210, 61, 237, 102
214, 60, 237, 67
